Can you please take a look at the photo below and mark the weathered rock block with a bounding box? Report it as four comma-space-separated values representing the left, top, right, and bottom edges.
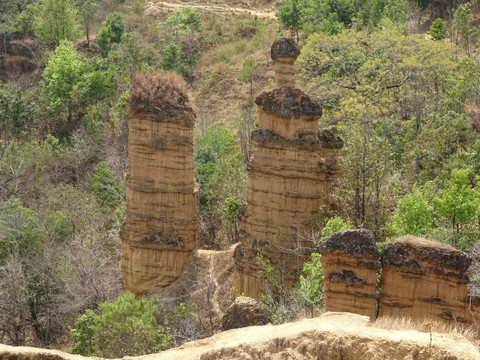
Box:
121, 73, 198, 295
379, 236, 473, 323
222, 296, 271, 331
318, 229, 380, 319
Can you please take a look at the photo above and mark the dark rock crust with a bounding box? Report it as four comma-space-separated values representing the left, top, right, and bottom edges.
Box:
255, 86, 322, 118
222, 296, 271, 331
270, 38, 300, 60
317, 229, 380, 260
381, 236, 472, 273
252, 128, 343, 151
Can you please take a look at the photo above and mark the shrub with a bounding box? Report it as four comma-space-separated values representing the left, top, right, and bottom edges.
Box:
71, 292, 170, 358
298, 252, 324, 317
88, 161, 125, 209
428, 18, 447, 41
321, 216, 352, 238
97, 12, 125, 57
159, 43, 191, 78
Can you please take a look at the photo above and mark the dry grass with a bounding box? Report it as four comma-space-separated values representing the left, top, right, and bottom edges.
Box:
372, 316, 479, 346
396, 235, 456, 251
129, 71, 191, 109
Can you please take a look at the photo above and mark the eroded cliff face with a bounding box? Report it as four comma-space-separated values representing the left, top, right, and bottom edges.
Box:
121, 73, 198, 295
234, 38, 343, 298
0, 31, 37, 82
318, 229, 380, 320
380, 236, 474, 323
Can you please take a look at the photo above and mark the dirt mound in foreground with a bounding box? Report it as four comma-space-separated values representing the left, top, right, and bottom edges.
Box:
2, 312, 478, 360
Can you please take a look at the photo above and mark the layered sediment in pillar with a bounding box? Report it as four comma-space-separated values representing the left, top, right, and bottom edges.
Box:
379, 236, 473, 323
318, 229, 380, 320
121, 72, 198, 295
234, 39, 343, 298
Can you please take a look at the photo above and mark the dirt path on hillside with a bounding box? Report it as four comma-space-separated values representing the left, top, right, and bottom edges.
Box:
145, 0, 279, 19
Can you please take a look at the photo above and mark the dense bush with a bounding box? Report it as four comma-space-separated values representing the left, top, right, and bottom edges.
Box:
71, 292, 170, 358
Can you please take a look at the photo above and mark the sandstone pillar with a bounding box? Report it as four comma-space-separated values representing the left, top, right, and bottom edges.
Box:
318, 229, 380, 320
379, 236, 473, 323
234, 38, 343, 298
121, 72, 198, 295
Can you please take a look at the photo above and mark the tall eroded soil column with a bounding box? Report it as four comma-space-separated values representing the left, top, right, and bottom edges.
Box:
234, 39, 343, 298
121, 72, 198, 295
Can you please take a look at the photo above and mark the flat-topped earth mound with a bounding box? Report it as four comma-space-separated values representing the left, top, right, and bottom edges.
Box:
2, 312, 478, 359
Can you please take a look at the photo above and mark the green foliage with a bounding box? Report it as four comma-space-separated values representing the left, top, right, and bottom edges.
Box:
298, 29, 458, 234
428, 18, 447, 41
97, 12, 125, 57
298, 253, 323, 316
388, 184, 436, 238
444, 58, 480, 112
300, 0, 353, 36
236, 58, 260, 97
76, 0, 97, 45
279, 0, 408, 37
453, 2, 474, 54
13, 3, 39, 35
165, 6, 202, 34
0, 83, 36, 144
0, 197, 41, 265
70, 309, 97, 355
112, 32, 146, 83
194, 126, 245, 207
435, 168, 480, 231
218, 196, 241, 243
276, 0, 302, 41
34, 0, 80, 45
88, 161, 125, 209
71, 292, 169, 358
321, 216, 352, 238
42, 41, 114, 119
160, 43, 191, 78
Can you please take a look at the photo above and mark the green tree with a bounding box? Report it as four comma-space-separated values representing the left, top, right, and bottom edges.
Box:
71, 292, 170, 358
298, 253, 323, 317
42, 40, 114, 120
165, 6, 202, 34
96, 12, 125, 57
276, 0, 302, 42
112, 32, 144, 83
0, 197, 41, 265
428, 18, 447, 40
453, 2, 475, 55
218, 195, 241, 243
88, 161, 125, 209
0, 83, 36, 145
76, 0, 97, 46
236, 58, 259, 98
321, 216, 352, 238
435, 168, 480, 232
194, 126, 246, 245
13, 2, 40, 36
300, 0, 353, 36
388, 184, 435, 237
34, 0, 80, 46
160, 43, 191, 78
